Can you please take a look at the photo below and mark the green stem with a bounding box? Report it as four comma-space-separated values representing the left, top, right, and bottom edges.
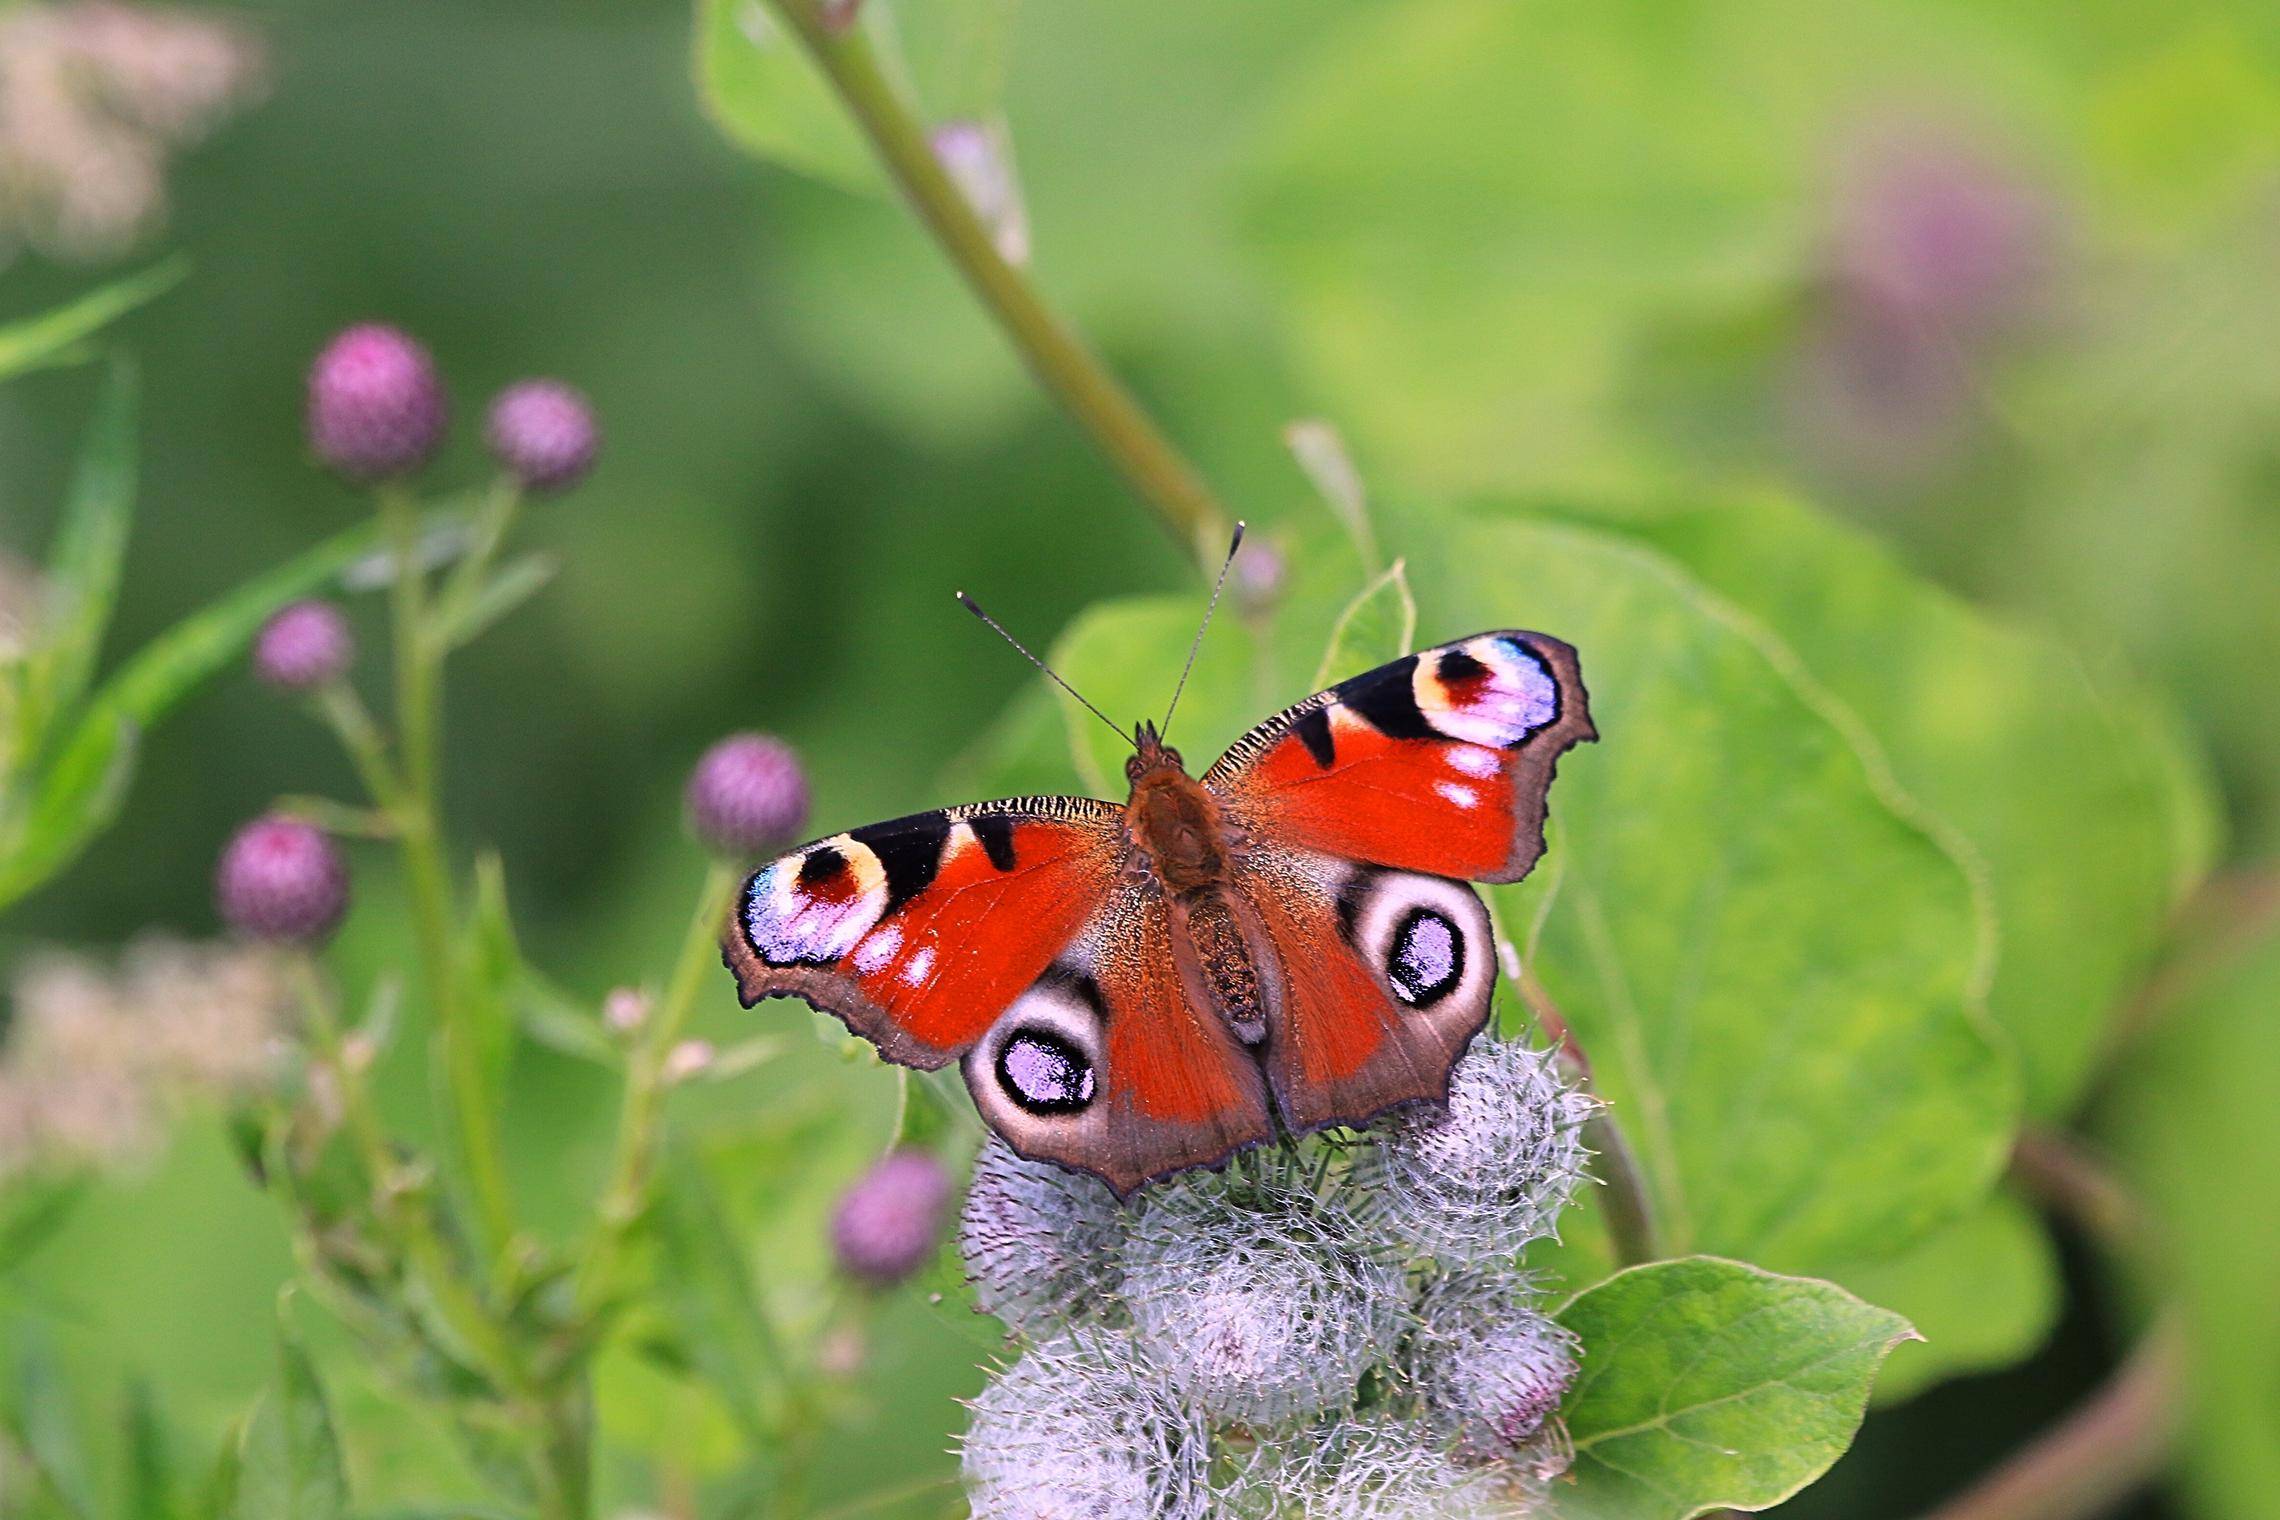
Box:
379, 488, 517, 1265
1518, 966, 1663, 1266
576, 862, 741, 1316
435, 476, 524, 635
763, 0, 1233, 564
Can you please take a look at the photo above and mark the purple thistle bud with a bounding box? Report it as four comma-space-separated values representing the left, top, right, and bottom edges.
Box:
215, 815, 349, 945
306, 324, 447, 481
484, 379, 599, 494
1357, 1037, 1594, 1266
960, 1136, 1126, 1332
1118, 1176, 1403, 1426
1407, 1267, 1581, 1461
685, 732, 811, 857
252, 600, 353, 690
962, 1329, 1209, 1520
832, 1148, 954, 1287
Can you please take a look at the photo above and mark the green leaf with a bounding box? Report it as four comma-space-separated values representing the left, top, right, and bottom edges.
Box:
695, 0, 884, 192
1546, 492, 2208, 1119
0, 1178, 88, 1276
234, 1299, 347, 1520
458, 852, 525, 1100
0, 260, 186, 382
7, 1327, 95, 1519
26, 359, 140, 751
1310, 556, 1415, 690
1439, 510, 2011, 1275
1554, 1256, 1916, 1520
439, 553, 557, 651
2106, 924, 2280, 1519
1832, 1192, 2060, 1404
123, 1379, 180, 1520
0, 514, 401, 911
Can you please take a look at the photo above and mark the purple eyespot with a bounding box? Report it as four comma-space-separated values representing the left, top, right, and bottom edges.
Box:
999, 1029, 1095, 1115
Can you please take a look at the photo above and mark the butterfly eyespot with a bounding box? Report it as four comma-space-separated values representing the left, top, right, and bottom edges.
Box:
997, 1029, 1097, 1115
1386, 905, 1463, 1007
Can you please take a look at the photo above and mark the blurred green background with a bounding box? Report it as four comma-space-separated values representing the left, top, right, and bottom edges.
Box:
2, 0, 2276, 1514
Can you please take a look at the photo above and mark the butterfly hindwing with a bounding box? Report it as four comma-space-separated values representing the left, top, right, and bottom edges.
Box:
725, 796, 1274, 1195
1204, 631, 1595, 883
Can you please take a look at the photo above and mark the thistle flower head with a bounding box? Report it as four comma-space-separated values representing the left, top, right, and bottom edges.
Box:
1119, 1173, 1403, 1426
485, 378, 598, 493
961, 1135, 1127, 1332
831, 1147, 953, 1287
1225, 1417, 1510, 1519
1357, 1039, 1593, 1265
306, 323, 446, 481
685, 732, 810, 858
1406, 1268, 1580, 1460
961, 1328, 1210, 1520
253, 599, 352, 690
214, 813, 349, 945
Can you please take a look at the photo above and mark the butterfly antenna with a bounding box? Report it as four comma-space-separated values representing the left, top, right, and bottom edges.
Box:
1161, 521, 1246, 741
956, 591, 1135, 749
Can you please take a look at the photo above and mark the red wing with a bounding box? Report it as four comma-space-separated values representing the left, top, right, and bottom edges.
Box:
1205, 631, 1594, 884
961, 879, 1274, 1197
723, 798, 1123, 1069
1237, 850, 1497, 1135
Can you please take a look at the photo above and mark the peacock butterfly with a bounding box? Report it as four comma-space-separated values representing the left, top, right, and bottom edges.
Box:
720, 532, 1595, 1196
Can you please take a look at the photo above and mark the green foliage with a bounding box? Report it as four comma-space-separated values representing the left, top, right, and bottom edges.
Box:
1555, 1256, 1916, 1520
0, 263, 186, 383
696, 0, 882, 192
2106, 923, 2280, 1519
232, 1300, 348, 1520
1835, 1193, 2060, 1404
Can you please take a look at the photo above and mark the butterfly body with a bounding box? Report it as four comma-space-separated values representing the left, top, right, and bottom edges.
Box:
724, 631, 1595, 1196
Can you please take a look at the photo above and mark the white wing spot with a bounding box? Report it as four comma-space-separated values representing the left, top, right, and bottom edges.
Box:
1447, 745, 1501, 778
1435, 781, 1480, 810
903, 944, 937, 988
853, 924, 901, 975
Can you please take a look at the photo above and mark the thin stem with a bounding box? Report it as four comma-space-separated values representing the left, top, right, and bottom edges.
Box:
576, 861, 741, 1316
1518, 966, 1663, 1266
312, 680, 402, 806
762, 0, 1233, 564
379, 487, 517, 1264
435, 476, 525, 636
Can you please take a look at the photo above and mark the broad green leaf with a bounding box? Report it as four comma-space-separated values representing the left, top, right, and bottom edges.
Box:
1309, 557, 1415, 690
1833, 1192, 2060, 1404
2106, 925, 2280, 1520
1440, 511, 2011, 1274
0, 514, 405, 910
695, 0, 883, 192
27, 360, 140, 752
1555, 1256, 1915, 1520
0, 260, 185, 382
1544, 493, 2207, 1119
1052, 594, 1259, 796
234, 1301, 347, 1520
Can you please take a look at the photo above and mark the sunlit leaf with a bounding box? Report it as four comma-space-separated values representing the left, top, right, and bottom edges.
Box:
1554, 1257, 1915, 1520
695, 0, 883, 192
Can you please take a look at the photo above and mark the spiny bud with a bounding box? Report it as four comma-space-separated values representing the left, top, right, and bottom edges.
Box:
1118, 1175, 1402, 1426
253, 600, 353, 690
960, 1135, 1127, 1333
214, 815, 349, 945
485, 379, 599, 494
1406, 1268, 1580, 1460
1223, 1416, 1506, 1519
961, 1328, 1208, 1520
1357, 1038, 1593, 1265
306, 324, 446, 481
685, 732, 810, 858
831, 1148, 954, 1287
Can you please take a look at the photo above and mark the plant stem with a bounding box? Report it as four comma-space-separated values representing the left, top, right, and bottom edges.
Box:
576, 861, 741, 1316
1518, 966, 1664, 1265
762, 0, 1234, 564
379, 487, 517, 1265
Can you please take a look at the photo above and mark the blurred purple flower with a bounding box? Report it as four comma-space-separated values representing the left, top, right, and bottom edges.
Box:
1833, 123, 2060, 333
307, 324, 447, 481
215, 814, 349, 945
832, 1148, 953, 1287
485, 379, 598, 494
686, 732, 810, 857
253, 600, 352, 690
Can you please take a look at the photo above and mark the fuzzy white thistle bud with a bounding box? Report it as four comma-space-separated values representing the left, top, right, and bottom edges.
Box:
1119, 1174, 1403, 1426
960, 1135, 1126, 1332
961, 1328, 1209, 1520
1407, 1267, 1580, 1460
1357, 1039, 1594, 1265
